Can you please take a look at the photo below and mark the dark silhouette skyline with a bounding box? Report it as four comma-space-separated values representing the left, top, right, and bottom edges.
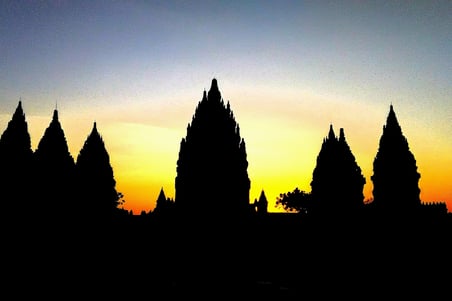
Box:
0, 79, 450, 298
0, 80, 448, 221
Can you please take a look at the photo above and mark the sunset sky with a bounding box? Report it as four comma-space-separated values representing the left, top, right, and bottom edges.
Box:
0, 1, 450, 214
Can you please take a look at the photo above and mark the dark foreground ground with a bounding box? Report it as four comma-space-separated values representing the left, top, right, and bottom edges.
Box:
3, 213, 451, 299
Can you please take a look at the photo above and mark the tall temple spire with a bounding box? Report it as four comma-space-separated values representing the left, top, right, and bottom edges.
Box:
211, 78, 218, 91
339, 128, 345, 142
311, 124, 365, 216
328, 124, 335, 140
385, 104, 401, 133
207, 78, 221, 101
175, 78, 250, 219
34, 107, 75, 219
371, 104, 421, 214
0, 101, 34, 216
13, 100, 25, 119
53, 108, 58, 121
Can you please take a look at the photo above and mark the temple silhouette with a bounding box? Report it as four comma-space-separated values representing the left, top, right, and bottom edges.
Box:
34, 109, 76, 221
371, 104, 421, 214
1, 82, 448, 223
310, 125, 366, 217
175, 78, 251, 220
0, 101, 34, 218
0, 103, 121, 225
0, 79, 450, 297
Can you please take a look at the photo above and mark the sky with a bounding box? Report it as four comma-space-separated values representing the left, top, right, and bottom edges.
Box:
0, 1, 450, 214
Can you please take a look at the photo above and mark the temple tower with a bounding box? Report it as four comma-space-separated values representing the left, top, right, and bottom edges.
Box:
310, 125, 366, 217
371, 105, 421, 214
175, 79, 251, 219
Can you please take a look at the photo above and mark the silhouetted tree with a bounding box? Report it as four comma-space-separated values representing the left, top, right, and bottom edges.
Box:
75, 122, 120, 221
310, 125, 365, 217
276, 187, 312, 215
34, 109, 75, 220
0, 101, 34, 218
371, 105, 421, 215
175, 78, 251, 219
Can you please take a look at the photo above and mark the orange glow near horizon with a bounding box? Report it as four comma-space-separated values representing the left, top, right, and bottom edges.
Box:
1, 88, 451, 216
0, 0, 450, 218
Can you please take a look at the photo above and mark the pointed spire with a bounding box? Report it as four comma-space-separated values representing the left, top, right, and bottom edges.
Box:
387, 104, 397, 125
207, 78, 221, 101
211, 78, 218, 91
85, 121, 102, 144
339, 128, 345, 142
371, 103, 421, 212
18, 97, 22, 111
385, 104, 402, 134
157, 187, 166, 201
175, 78, 250, 217
52, 109, 59, 121
328, 124, 335, 140
14, 100, 25, 118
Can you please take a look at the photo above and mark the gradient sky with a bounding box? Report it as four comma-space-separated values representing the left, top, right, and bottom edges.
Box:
0, 1, 450, 214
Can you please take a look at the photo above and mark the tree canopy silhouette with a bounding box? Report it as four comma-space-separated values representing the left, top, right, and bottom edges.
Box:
276, 187, 312, 215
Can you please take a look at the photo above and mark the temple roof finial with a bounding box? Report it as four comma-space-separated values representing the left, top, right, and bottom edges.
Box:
339, 128, 345, 142
328, 124, 335, 140
52, 108, 58, 121
207, 78, 221, 102
211, 78, 218, 90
